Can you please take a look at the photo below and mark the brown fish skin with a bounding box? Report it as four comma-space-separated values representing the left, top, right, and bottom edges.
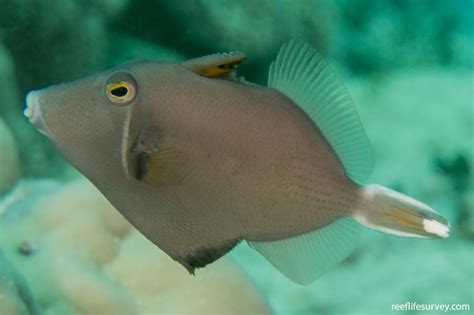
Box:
25, 42, 451, 283
25, 60, 360, 269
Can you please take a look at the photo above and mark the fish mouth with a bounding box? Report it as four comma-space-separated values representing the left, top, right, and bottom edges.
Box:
24, 91, 53, 137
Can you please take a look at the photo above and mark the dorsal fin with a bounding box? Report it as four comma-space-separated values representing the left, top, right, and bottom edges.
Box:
181, 52, 246, 80
268, 41, 373, 184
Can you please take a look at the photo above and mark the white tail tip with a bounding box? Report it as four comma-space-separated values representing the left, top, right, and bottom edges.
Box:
423, 219, 450, 238
356, 184, 450, 239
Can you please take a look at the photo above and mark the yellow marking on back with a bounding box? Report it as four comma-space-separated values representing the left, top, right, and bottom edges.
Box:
181, 52, 246, 79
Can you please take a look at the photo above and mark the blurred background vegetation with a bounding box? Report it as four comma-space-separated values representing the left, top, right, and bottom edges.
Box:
0, 1, 472, 314
0, 0, 472, 179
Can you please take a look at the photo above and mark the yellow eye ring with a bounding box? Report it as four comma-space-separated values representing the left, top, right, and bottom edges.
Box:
106, 81, 136, 104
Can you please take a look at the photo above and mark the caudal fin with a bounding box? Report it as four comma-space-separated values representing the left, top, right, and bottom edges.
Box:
354, 184, 450, 239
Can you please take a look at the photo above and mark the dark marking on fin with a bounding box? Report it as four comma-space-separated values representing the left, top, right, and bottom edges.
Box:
135, 147, 191, 187
135, 152, 149, 181
178, 239, 242, 274
181, 52, 246, 79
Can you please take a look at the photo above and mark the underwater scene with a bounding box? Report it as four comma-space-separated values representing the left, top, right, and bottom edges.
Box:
0, 1, 473, 314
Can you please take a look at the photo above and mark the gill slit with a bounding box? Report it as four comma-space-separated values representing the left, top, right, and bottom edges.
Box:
121, 105, 133, 179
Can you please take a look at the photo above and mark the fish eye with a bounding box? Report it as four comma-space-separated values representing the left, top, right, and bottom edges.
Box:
106, 81, 136, 104
105, 71, 138, 105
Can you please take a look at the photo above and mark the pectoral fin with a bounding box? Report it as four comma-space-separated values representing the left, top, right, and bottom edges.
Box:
181, 52, 246, 79
135, 147, 191, 187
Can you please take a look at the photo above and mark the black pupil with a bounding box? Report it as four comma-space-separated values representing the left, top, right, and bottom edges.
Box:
111, 86, 128, 97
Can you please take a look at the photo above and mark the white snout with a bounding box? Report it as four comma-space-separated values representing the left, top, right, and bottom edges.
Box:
24, 91, 52, 137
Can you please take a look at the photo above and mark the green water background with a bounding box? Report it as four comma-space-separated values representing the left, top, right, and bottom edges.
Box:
0, 1, 473, 314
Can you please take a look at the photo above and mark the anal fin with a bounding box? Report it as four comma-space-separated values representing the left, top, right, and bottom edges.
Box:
248, 217, 361, 285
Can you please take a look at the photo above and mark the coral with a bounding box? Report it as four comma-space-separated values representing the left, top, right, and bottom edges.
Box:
0, 179, 270, 315
0, 118, 19, 195
106, 232, 270, 315
0, 250, 40, 315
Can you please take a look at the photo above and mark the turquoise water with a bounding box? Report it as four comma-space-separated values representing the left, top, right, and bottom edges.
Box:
0, 1, 473, 314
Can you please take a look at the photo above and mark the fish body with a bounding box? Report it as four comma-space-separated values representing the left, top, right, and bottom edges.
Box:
25, 42, 449, 284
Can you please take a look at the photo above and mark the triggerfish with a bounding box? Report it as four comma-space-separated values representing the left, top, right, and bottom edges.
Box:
24, 41, 449, 284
